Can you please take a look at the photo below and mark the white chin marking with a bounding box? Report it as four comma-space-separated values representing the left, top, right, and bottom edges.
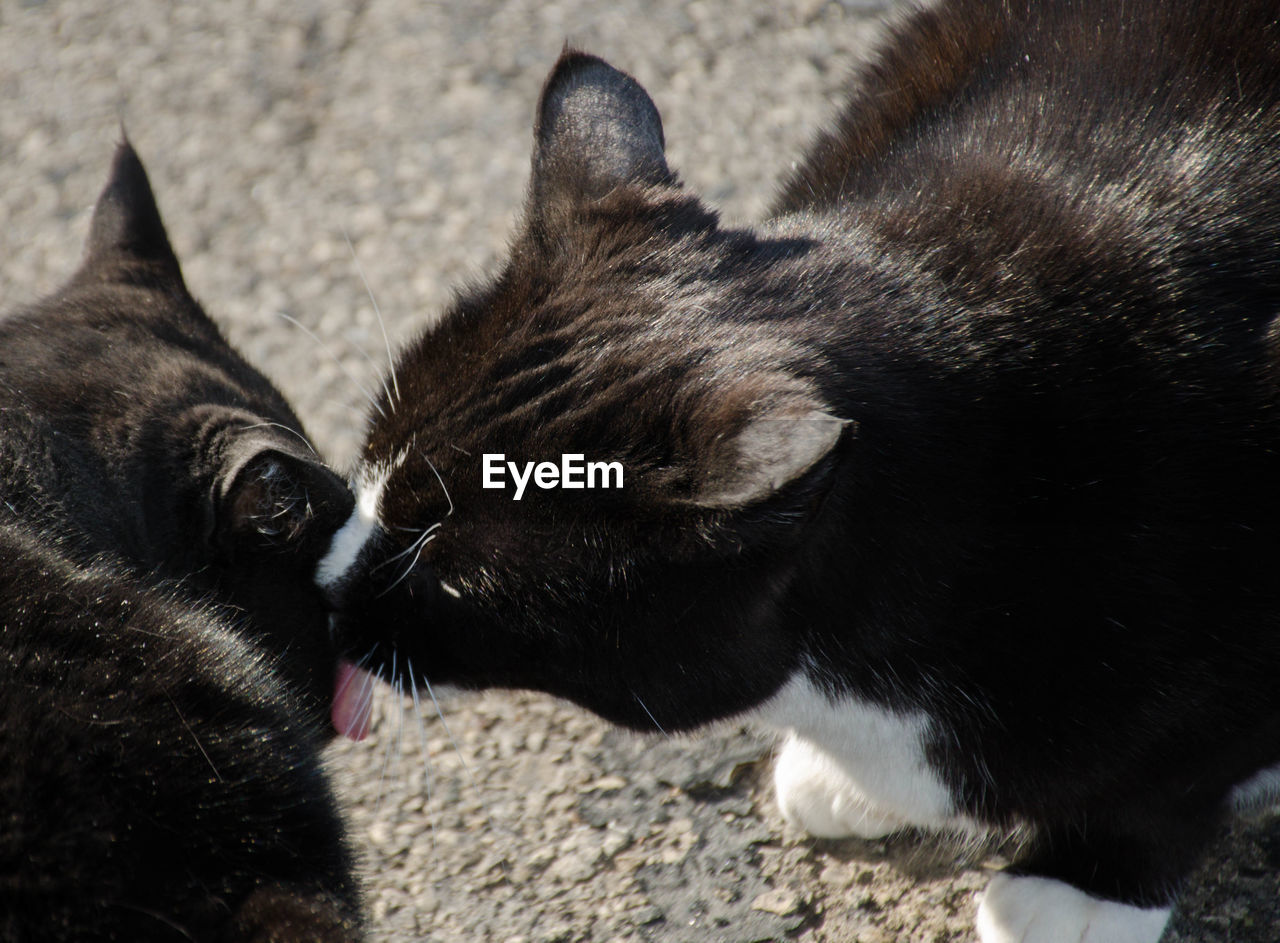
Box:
316, 465, 390, 589
976, 874, 1172, 943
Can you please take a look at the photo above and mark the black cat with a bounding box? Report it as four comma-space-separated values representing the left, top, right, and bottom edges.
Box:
322, 1, 1280, 940
0, 143, 361, 941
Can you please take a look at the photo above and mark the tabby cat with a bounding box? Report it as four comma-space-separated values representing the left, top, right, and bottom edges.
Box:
322, 2, 1280, 940
1, 143, 360, 941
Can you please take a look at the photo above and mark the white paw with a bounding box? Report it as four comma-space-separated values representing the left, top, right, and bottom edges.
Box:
976, 873, 1172, 943
773, 734, 904, 839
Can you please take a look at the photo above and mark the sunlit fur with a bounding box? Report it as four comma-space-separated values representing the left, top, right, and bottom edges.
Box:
330, 1, 1280, 937
0, 144, 359, 940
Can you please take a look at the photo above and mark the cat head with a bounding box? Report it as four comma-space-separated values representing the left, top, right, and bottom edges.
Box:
5, 142, 353, 717
325, 53, 849, 731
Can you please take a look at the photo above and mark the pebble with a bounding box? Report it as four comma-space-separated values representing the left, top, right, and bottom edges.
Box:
751, 887, 804, 916
580, 775, 628, 793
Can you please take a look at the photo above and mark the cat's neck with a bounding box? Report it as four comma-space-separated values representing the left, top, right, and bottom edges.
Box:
725, 214, 1003, 703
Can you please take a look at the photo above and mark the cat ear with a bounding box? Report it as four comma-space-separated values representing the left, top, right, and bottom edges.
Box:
694, 403, 850, 509
532, 50, 672, 203
79, 140, 185, 285
214, 437, 350, 552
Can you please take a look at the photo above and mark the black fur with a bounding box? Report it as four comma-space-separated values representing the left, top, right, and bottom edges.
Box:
1, 143, 360, 940
330, 0, 1280, 925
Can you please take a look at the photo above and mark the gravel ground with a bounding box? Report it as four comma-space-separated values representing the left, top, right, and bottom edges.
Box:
3, 1, 1278, 940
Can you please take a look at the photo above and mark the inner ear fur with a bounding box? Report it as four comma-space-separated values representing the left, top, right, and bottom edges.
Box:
694, 402, 850, 509
214, 434, 349, 551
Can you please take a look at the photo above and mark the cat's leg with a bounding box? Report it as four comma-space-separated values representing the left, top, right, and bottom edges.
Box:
765, 677, 974, 839
974, 807, 1214, 943
976, 874, 1171, 943
773, 732, 905, 838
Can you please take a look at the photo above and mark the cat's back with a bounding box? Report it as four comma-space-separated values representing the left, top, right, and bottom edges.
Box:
764, 0, 1280, 626
776, 0, 1280, 431
776, 0, 1280, 336
0, 518, 356, 940
779, 0, 1280, 219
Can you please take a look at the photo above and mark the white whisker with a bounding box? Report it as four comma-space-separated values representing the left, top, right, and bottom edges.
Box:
335, 230, 396, 409
420, 674, 475, 790
633, 692, 667, 735
370, 524, 441, 577
373, 651, 400, 817
343, 227, 401, 407
334, 644, 380, 704
393, 672, 407, 793
334, 665, 360, 704
321, 397, 374, 420
234, 421, 319, 457
378, 533, 438, 597
406, 657, 436, 839
355, 663, 380, 717
392, 523, 432, 535
418, 675, 513, 880
417, 448, 455, 518
275, 311, 387, 419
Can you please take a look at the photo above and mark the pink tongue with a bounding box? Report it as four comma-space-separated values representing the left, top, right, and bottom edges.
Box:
331, 660, 376, 741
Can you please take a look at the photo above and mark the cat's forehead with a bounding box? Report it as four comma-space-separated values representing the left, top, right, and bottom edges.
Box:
412, 234, 786, 387
367, 309, 809, 522
362, 189, 817, 495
